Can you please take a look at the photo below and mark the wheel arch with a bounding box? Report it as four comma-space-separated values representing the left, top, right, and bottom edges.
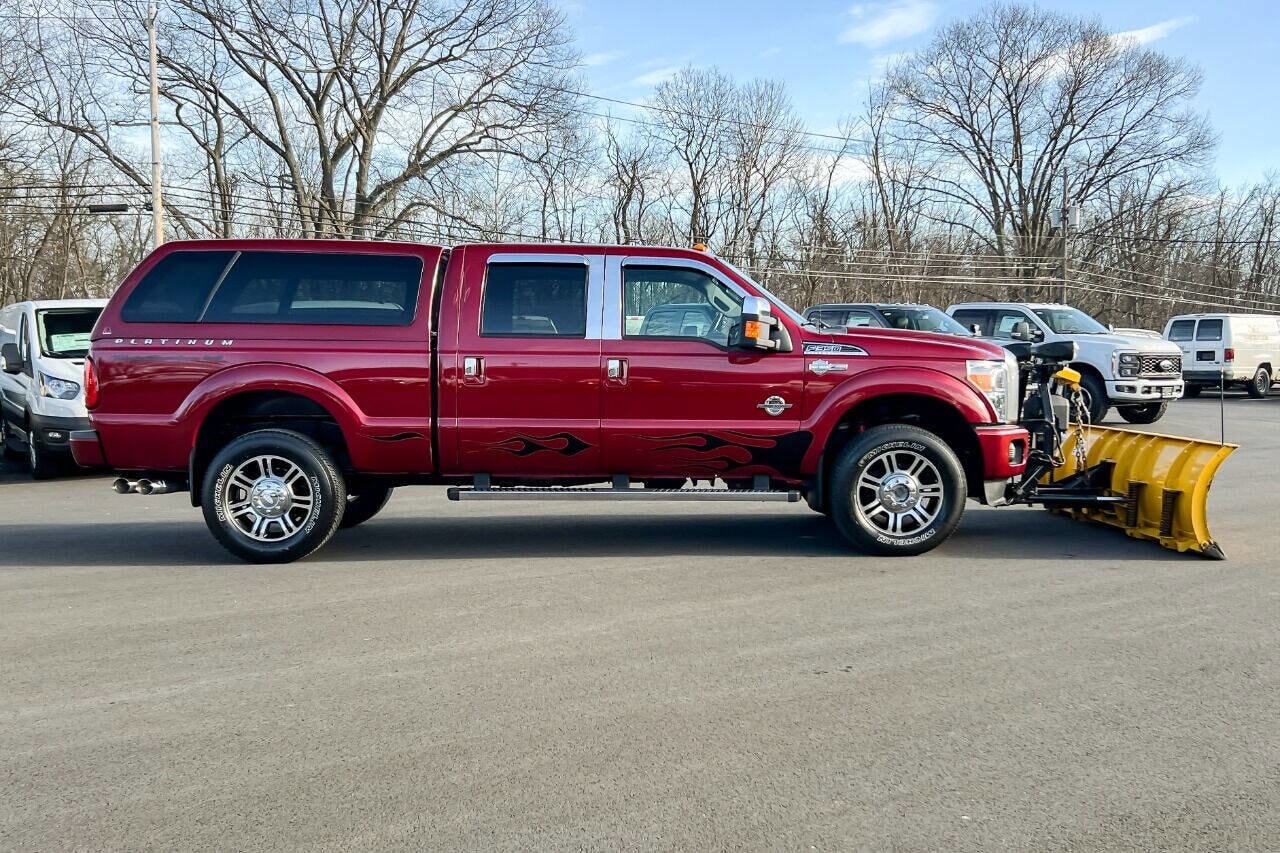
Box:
805, 386, 987, 511
186, 377, 359, 506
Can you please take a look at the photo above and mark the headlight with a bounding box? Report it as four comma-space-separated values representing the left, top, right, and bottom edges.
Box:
39, 373, 80, 400
967, 359, 1015, 423
1116, 351, 1140, 378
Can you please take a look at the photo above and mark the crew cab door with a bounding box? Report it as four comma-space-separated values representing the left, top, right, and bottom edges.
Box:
599, 255, 805, 482
445, 249, 605, 476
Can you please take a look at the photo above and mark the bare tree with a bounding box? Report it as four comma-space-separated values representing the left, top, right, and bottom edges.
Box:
882, 3, 1215, 266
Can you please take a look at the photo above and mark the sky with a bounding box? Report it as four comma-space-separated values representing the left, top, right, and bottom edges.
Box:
560, 0, 1280, 187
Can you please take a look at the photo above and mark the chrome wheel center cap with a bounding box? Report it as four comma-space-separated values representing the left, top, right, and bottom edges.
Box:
878, 473, 919, 511
249, 477, 291, 518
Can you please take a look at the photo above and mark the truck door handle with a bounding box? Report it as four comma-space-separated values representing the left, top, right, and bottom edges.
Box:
606, 357, 627, 380
463, 356, 484, 378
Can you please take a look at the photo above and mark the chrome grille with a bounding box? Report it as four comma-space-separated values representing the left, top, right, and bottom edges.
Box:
1139, 354, 1182, 376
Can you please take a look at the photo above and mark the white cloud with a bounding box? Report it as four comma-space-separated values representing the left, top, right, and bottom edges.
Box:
631, 65, 683, 87
758, 46, 783, 59
840, 0, 937, 46
582, 51, 624, 67
1111, 15, 1196, 47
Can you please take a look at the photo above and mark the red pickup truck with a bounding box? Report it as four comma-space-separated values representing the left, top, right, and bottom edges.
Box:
74, 239, 1028, 563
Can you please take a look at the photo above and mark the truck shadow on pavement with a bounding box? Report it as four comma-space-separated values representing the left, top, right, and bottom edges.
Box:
0, 507, 1192, 567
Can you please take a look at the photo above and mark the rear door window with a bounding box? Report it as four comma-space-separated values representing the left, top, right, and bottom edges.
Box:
482, 263, 587, 337
1196, 319, 1223, 341
121, 251, 235, 323
202, 252, 422, 325
1167, 319, 1195, 341
845, 310, 877, 328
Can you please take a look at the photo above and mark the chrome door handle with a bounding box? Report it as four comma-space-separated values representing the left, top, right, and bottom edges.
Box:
463, 356, 483, 377
606, 357, 627, 379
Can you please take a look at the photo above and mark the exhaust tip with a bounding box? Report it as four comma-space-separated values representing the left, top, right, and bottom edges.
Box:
112, 478, 135, 494
136, 479, 154, 496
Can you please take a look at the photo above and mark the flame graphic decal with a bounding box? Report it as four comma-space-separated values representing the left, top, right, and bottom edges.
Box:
487, 432, 593, 457
641, 431, 812, 476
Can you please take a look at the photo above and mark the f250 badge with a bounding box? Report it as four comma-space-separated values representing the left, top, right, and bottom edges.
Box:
803, 343, 868, 356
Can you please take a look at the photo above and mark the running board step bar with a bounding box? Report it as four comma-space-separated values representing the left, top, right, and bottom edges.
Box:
447, 487, 801, 502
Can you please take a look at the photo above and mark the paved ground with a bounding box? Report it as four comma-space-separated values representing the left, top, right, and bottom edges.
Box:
2, 396, 1278, 851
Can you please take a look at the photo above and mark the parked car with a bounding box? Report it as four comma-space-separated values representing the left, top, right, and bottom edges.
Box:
946, 302, 1183, 424
804, 302, 979, 337
1163, 313, 1280, 398
0, 298, 107, 478
76, 239, 1031, 563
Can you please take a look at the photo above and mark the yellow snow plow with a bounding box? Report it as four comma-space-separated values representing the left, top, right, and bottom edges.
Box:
1043, 426, 1236, 559
1006, 341, 1237, 559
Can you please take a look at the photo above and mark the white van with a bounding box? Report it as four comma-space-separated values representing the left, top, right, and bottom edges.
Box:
0, 299, 107, 478
1163, 313, 1280, 398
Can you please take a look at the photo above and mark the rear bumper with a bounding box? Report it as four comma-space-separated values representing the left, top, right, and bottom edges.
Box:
1184, 369, 1248, 384
69, 429, 107, 468
29, 413, 92, 455
974, 424, 1028, 480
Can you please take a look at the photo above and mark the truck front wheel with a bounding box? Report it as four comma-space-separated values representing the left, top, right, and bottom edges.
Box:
829, 424, 967, 557
201, 428, 345, 563
1118, 402, 1167, 424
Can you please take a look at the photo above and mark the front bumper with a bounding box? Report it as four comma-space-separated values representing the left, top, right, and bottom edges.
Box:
975, 424, 1029, 480
1107, 378, 1183, 403
28, 413, 92, 454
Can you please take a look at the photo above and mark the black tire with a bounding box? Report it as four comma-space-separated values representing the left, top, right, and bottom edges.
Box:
1182, 384, 1202, 399
1247, 366, 1271, 399
1118, 402, 1168, 425
201, 428, 345, 564
829, 423, 967, 557
28, 435, 57, 480
1073, 372, 1109, 424
339, 487, 393, 529
0, 418, 21, 460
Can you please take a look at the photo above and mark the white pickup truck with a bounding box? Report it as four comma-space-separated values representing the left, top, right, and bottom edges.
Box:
947, 302, 1184, 424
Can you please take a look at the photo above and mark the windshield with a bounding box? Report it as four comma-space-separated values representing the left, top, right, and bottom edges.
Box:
1032, 307, 1108, 335
876, 306, 972, 336
37, 307, 102, 359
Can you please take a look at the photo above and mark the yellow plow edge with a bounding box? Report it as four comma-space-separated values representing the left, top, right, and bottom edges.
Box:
1045, 425, 1238, 559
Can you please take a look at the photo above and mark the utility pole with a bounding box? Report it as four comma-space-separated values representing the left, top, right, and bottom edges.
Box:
147, 0, 164, 249
1058, 169, 1068, 304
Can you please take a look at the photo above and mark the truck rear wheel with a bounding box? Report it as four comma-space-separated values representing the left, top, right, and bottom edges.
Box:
1118, 402, 1167, 424
201, 428, 345, 564
340, 487, 393, 529
829, 424, 967, 557
1247, 367, 1271, 399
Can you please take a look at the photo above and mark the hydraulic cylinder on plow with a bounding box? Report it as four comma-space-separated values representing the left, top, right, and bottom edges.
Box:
1006, 341, 1237, 559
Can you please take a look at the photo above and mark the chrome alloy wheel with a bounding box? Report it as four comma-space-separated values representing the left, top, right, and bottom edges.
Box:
219, 455, 316, 542
853, 448, 945, 537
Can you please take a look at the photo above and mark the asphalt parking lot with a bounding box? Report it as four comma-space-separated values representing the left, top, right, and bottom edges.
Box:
2, 396, 1278, 850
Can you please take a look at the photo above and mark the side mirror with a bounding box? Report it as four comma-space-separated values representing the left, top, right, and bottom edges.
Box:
1031, 326, 1045, 342
968, 323, 981, 336
736, 296, 780, 351
1, 343, 19, 375
1011, 321, 1032, 341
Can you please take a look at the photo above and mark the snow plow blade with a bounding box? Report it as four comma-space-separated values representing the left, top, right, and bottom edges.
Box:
1045, 426, 1237, 559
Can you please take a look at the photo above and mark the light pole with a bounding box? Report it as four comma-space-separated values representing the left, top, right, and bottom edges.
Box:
147, 0, 164, 249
